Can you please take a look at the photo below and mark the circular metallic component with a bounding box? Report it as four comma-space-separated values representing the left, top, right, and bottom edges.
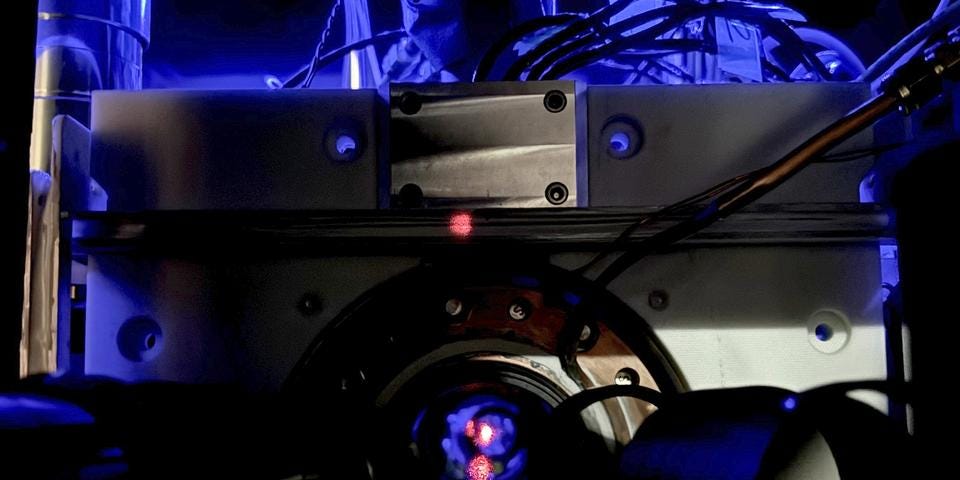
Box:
445, 298, 464, 317
397, 183, 425, 208
116, 316, 163, 363
600, 115, 644, 160
579, 325, 593, 342
543, 90, 567, 113
648, 290, 669, 311
615, 368, 640, 386
288, 263, 684, 478
808, 309, 851, 354
508, 298, 532, 321
545, 182, 569, 205
325, 128, 364, 163
398, 91, 423, 115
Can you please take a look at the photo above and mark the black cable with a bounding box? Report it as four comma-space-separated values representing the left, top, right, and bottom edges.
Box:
527, 4, 690, 81
543, 38, 707, 80
284, 30, 406, 89
574, 171, 758, 275
282, 0, 344, 89
473, 13, 580, 82
532, 2, 830, 82
501, 0, 641, 80
552, 385, 665, 421
592, 93, 900, 287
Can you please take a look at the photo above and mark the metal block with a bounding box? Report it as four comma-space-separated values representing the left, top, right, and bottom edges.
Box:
91, 89, 388, 211
390, 81, 585, 208
587, 82, 878, 207
554, 244, 889, 412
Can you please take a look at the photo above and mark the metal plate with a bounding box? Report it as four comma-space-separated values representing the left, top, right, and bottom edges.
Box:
390, 81, 585, 208
91, 89, 388, 211
587, 82, 878, 207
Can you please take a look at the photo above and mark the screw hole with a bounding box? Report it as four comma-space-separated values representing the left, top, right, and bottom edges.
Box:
398, 91, 423, 115
545, 182, 569, 205
543, 90, 567, 113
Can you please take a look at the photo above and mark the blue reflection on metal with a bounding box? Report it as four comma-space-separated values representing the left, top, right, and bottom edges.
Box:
0, 394, 94, 429
609, 131, 632, 155
782, 396, 798, 412
415, 394, 528, 480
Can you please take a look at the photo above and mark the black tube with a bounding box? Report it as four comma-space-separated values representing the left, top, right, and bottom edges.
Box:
473, 13, 580, 82
501, 0, 641, 81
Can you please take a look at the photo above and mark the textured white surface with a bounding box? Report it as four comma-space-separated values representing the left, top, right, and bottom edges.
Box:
557, 244, 889, 411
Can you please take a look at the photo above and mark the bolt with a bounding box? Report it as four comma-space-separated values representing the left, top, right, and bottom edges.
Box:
508, 298, 533, 321
543, 90, 567, 113
615, 368, 639, 386
445, 298, 464, 317
579, 325, 592, 342
297, 293, 323, 316
648, 290, 669, 311
545, 182, 569, 205
398, 91, 422, 115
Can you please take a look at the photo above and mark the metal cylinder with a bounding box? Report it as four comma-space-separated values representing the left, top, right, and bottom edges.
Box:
31, 0, 150, 171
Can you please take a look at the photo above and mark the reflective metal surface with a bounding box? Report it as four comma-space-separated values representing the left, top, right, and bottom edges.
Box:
90, 89, 388, 211
390, 81, 585, 208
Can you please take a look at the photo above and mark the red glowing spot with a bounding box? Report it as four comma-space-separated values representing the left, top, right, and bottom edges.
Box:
476, 422, 495, 448
468, 454, 494, 480
465, 419, 476, 438
449, 212, 474, 238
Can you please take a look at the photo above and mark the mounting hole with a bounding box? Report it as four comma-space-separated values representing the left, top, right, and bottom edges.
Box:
807, 310, 850, 354
601, 115, 644, 160
545, 182, 569, 205
398, 91, 423, 115
615, 368, 640, 386
117, 316, 163, 362
508, 298, 533, 322
397, 183, 425, 209
543, 90, 567, 113
325, 128, 363, 163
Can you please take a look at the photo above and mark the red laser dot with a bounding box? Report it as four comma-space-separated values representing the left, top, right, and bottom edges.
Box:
468, 454, 494, 480
476, 422, 495, 448
449, 212, 474, 238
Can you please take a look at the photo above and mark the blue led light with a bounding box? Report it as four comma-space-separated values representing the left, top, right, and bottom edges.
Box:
782, 396, 798, 412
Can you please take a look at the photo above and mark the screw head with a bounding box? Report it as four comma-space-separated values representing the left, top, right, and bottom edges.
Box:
648, 290, 669, 311
615, 368, 640, 386
543, 90, 567, 113
545, 182, 569, 205
579, 325, 592, 342
508, 298, 533, 321
398, 91, 423, 115
445, 298, 464, 317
